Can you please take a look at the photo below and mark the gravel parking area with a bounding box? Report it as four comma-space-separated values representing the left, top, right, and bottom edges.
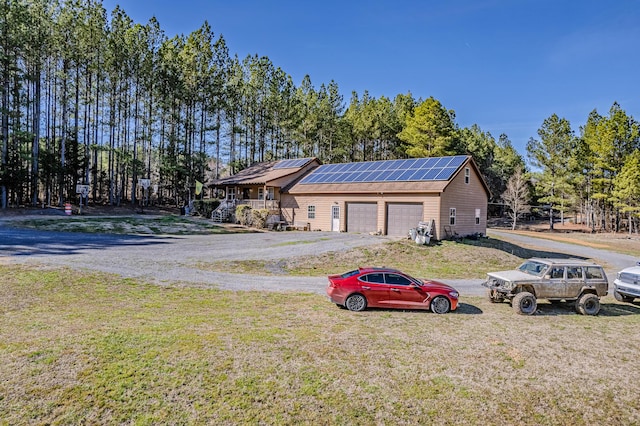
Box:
0, 224, 394, 293
2, 216, 636, 297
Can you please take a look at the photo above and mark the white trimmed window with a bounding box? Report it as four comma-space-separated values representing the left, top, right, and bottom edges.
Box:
475, 208, 481, 225
449, 208, 456, 225
308, 205, 316, 219
465, 168, 470, 184
258, 187, 275, 200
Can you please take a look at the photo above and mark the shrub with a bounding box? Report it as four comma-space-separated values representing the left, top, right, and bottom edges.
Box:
193, 199, 220, 218
235, 205, 252, 226
251, 209, 270, 229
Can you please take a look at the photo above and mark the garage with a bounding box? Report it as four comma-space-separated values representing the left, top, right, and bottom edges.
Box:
386, 203, 424, 236
346, 202, 378, 233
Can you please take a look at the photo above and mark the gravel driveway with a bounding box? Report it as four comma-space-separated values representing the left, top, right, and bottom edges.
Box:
1, 217, 636, 297
0, 223, 392, 294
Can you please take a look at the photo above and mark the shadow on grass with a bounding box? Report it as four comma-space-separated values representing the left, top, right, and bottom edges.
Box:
456, 237, 587, 260
364, 302, 483, 315
517, 301, 640, 317
456, 303, 483, 315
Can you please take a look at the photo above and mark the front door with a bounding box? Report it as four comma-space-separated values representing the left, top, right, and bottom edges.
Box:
332, 205, 340, 232
384, 273, 428, 308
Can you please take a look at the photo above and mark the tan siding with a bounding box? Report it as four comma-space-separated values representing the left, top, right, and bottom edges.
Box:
282, 193, 445, 236
440, 165, 488, 238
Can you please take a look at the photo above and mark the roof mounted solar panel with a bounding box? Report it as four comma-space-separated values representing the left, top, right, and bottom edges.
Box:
448, 156, 466, 168
387, 170, 404, 181
431, 168, 446, 179
298, 155, 468, 184
274, 158, 312, 169
433, 157, 451, 168
435, 167, 458, 180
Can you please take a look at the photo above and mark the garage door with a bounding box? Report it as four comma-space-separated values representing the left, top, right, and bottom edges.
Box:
386, 203, 424, 236
346, 203, 378, 233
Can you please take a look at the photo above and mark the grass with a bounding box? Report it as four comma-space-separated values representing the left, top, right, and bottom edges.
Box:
2, 264, 640, 424
494, 228, 640, 258
198, 236, 583, 279
7, 216, 242, 235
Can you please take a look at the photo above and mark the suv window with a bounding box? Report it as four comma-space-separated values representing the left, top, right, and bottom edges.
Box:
567, 267, 583, 279
385, 273, 412, 286
549, 267, 565, 279
585, 267, 604, 280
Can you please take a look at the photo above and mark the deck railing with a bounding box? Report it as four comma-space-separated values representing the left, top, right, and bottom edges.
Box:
236, 199, 279, 210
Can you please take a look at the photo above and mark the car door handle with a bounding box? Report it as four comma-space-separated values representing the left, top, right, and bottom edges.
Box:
362, 286, 371, 290
391, 288, 400, 292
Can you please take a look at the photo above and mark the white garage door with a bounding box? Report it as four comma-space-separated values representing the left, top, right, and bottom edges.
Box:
346, 203, 378, 233
386, 203, 424, 236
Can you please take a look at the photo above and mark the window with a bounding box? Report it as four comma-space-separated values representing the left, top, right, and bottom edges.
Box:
550, 267, 565, 279
449, 208, 456, 225
475, 208, 481, 225
567, 267, 583, 279
307, 205, 316, 219
465, 168, 470, 184
258, 188, 274, 200
385, 273, 412, 286
585, 267, 604, 280
361, 273, 385, 283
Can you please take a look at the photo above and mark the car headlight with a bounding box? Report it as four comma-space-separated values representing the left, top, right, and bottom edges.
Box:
449, 291, 459, 299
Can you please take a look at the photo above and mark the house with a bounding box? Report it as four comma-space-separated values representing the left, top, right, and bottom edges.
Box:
207, 158, 320, 222
281, 155, 489, 240
210, 155, 490, 240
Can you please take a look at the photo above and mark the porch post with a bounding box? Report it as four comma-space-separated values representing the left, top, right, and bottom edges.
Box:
264, 185, 267, 209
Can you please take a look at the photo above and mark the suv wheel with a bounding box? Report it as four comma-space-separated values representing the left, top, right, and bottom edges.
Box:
512, 292, 537, 315
575, 293, 600, 316
614, 290, 635, 303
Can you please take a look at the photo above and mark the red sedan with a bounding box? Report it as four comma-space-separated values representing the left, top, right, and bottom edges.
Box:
327, 267, 459, 313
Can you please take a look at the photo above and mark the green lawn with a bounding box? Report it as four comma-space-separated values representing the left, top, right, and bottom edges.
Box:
2, 265, 640, 425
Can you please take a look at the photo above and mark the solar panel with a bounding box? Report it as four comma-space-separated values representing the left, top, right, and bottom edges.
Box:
435, 167, 458, 180
448, 156, 466, 168
274, 158, 312, 169
299, 155, 468, 185
424, 169, 441, 180
387, 170, 404, 181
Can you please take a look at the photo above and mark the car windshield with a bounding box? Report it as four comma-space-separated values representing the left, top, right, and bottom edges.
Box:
517, 260, 547, 277
403, 273, 423, 286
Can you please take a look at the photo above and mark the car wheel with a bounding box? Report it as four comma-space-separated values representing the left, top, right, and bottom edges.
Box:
430, 296, 451, 314
345, 294, 367, 312
486, 289, 504, 303
512, 292, 537, 315
614, 290, 635, 303
576, 293, 600, 315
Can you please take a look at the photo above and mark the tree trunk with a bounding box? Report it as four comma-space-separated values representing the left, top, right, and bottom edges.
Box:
31, 64, 41, 206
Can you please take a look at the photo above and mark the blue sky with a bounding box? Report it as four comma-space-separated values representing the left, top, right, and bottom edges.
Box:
101, 0, 640, 157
